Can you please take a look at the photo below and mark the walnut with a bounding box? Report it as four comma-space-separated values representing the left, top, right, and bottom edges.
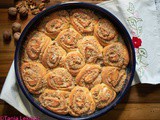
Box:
13, 32, 21, 41
42, 0, 50, 3
30, 4, 37, 10
19, 6, 28, 19
3, 30, 11, 42
16, 1, 29, 12
12, 22, 21, 33
8, 7, 17, 19
31, 9, 40, 15
39, 3, 45, 11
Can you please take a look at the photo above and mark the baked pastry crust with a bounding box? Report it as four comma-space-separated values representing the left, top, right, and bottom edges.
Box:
76, 64, 102, 89
45, 68, 75, 91
20, 9, 130, 117
68, 86, 96, 116
91, 83, 116, 109
102, 42, 129, 68
77, 36, 103, 63
43, 10, 70, 39
64, 51, 85, 76
101, 66, 127, 92
39, 89, 69, 115
70, 9, 98, 34
40, 41, 66, 69
55, 28, 82, 52
94, 19, 118, 46
26, 32, 51, 60
21, 62, 47, 94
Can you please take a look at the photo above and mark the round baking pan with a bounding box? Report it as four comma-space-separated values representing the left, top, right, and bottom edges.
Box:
14, 2, 136, 120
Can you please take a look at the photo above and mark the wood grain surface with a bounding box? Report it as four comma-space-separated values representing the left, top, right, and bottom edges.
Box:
0, 0, 160, 120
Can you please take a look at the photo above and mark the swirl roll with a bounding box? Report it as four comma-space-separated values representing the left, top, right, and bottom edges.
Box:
56, 28, 82, 52
68, 86, 95, 116
26, 32, 51, 60
43, 10, 70, 38
45, 68, 74, 91
64, 51, 85, 76
91, 83, 116, 109
101, 66, 127, 92
50, 10, 70, 23
45, 19, 69, 39
77, 36, 103, 63
102, 42, 129, 68
21, 62, 47, 94
76, 64, 101, 89
40, 41, 66, 69
39, 89, 69, 115
70, 9, 98, 34
94, 19, 118, 46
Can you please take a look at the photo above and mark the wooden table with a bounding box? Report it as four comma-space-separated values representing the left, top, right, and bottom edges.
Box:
0, 1, 160, 119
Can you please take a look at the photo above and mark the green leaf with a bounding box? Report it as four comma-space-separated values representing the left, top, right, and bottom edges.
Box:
136, 54, 142, 64
138, 48, 148, 58
127, 17, 138, 30
127, 2, 135, 14
127, 17, 143, 30
140, 61, 149, 67
137, 26, 142, 37
136, 18, 143, 22
137, 67, 144, 78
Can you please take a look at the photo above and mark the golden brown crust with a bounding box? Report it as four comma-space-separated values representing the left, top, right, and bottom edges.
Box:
64, 51, 85, 76
45, 68, 75, 91
38, 10, 70, 39
94, 19, 118, 46
102, 42, 129, 68
70, 9, 98, 34
45, 19, 69, 39
101, 66, 127, 92
91, 83, 116, 109
25, 32, 51, 60
40, 41, 66, 69
76, 64, 102, 89
68, 86, 96, 116
55, 28, 82, 52
21, 62, 47, 94
77, 36, 103, 63
39, 89, 70, 115
50, 10, 70, 23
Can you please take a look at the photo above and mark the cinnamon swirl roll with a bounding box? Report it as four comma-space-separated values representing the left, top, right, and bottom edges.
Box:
101, 66, 127, 92
91, 83, 116, 109
94, 19, 118, 46
40, 41, 66, 69
45, 18, 69, 39
70, 9, 98, 34
38, 10, 70, 39
102, 42, 129, 68
39, 89, 69, 115
26, 32, 51, 60
45, 68, 74, 91
21, 62, 47, 94
76, 64, 102, 90
68, 86, 95, 116
64, 51, 85, 76
55, 28, 82, 52
77, 36, 103, 63
51, 10, 70, 23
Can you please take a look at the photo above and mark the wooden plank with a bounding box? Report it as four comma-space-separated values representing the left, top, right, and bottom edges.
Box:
121, 84, 160, 103
0, 0, 14, 8
97, 103, 160, 120
0, 103, 160, 119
